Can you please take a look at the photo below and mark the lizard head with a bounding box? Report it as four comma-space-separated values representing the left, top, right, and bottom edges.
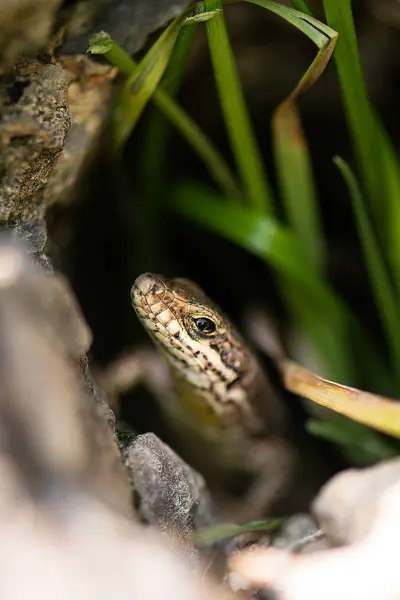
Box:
131, 273, 253, 403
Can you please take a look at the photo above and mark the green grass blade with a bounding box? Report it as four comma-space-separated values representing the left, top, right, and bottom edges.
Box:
375, 122, 400, 297
322, 0, 380, 217
88, 32, 241, 199
335, 156, 400, 390
323, 0, 400, 285
112, 16, 184, 149
204, 0, 275, 213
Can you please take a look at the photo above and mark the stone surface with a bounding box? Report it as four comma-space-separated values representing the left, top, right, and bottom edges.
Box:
0, 59, 70, 222
44, 56, 118, 208
0, 235, 132, 519
124, 432, 214, 553
312, 456, 400, 546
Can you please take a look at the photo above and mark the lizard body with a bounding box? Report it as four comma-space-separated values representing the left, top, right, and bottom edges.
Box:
131, 273, 295, 519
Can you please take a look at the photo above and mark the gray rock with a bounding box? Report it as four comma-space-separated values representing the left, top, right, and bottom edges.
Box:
313, 456, 400, 546
0, 59, 70, 222
124, 432, 215, 561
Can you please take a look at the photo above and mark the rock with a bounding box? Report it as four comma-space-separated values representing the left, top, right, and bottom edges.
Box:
0, 59, 70, 222
44, 56, 118, 208
312, 456, 400, 546
124, 432, 215, 558
0, 235, 132, 519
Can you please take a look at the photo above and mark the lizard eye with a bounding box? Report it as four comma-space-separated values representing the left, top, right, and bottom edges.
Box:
194, 317, 216, 334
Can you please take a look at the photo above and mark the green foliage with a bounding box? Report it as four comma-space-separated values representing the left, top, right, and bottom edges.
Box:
89, 0, 400, 462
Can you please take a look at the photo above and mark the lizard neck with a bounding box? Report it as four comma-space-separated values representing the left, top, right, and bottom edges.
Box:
169, 354, 277, 435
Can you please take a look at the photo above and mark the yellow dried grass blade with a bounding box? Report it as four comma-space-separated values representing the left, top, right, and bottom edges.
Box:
282, 360, 400, 438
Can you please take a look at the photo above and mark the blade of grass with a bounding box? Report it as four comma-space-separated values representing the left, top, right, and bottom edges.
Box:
88, 32, 241, 199
173, 181, 396, 385
112, 14, 185, 149
322, 0, 381, 219
376, 123, 400, 297
204, 0, 275, 213
334, 157, 400, 391
282, 359, 400, 439
323, 0, 400, 291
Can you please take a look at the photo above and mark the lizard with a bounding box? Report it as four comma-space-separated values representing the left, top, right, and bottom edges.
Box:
130, 272, 296, 521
